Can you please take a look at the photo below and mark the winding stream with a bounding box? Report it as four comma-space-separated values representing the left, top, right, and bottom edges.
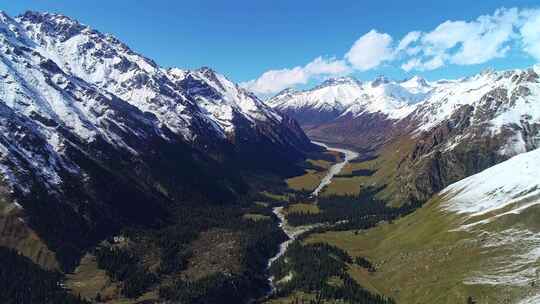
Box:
266, 141, 359, 292
310, 141, 359, 197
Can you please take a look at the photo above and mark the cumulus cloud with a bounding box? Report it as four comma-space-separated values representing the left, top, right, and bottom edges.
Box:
401, 56, 445, 72
397, 31, 421, 52
241, 57, 349, 95
345, 30, 394, 71
426, 8, 517, 66
521, 9, 540, 60
304, 56, 351, 75
243, 7, 540, 95
400, 7, 539, 71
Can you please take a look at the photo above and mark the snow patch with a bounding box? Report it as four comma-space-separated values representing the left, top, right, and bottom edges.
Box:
441, 148, 540, 217
464, 229, 540, 287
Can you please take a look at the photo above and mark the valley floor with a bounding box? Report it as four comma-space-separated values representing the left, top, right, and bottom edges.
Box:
265, 141, 540, 304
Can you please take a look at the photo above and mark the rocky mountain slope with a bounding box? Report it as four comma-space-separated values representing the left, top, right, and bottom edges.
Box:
0, 10, 315, 271
269, 68, 540, 203
398, 68, 540, 202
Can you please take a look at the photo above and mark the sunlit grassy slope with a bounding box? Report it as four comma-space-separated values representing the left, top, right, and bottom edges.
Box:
320, 137, 416, 203
305, 195, 540, 304
285, 203, 320, 215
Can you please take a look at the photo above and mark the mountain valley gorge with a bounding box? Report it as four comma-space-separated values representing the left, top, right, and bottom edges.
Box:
0, 9, 539, 304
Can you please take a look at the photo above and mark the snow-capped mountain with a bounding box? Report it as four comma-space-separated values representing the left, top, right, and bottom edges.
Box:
270, 68, 540, 149
16, 11, 310, 149
399, 75, 432, 94
0, 11, 315, 269
268, 76, 430, 126
269, 67, 540, 204
348, 147, 540, 303
395, 68, 540, 202
267, 75, 433, 148
411, 68, 540, 152
0, 10, 314, 185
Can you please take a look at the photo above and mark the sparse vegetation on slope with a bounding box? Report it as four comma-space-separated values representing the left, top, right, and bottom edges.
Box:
0, 247, 89, 304
305, 196, 540, 304
268, 241, 394, 304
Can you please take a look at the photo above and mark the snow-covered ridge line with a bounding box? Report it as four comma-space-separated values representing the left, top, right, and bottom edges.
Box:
438, 148, 540, 297
12, 10, 284, 140
441, 147, 540, 217
413, 66, 540, 133
0, 10, 309, 193
269, 66, 540, 140
268, 75, 431, 120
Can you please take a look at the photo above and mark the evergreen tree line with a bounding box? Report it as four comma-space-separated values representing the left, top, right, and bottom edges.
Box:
286, 186, 421, 233
156, 201, 288, 303
94, 246, 158, 298
335, 169, 376, 178
90, 193, 288, 303
269, 242, 394, 304
0, 247, 89, 304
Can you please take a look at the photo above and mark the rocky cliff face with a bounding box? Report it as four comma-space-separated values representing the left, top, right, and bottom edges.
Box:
398, 69, 540, 202
0, 11, 315, 269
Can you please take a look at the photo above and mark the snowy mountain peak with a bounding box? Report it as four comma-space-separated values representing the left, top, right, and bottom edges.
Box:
400, 76, 432, 94
0, 10, 13, 23
11, 11, 296, 140
269, 73, 430, 121
401, 75, 428, 87
316, 76, 361, 89
196, 66, 218, 74
0, 10, 309, 174
371, 75, 390, 87
480, 67, 496, 76
19, 11, 89, 42
274, 87, 298, 97
413, 67, 540, 140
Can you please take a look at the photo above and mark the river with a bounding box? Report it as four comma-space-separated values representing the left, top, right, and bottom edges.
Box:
266, 141, 359, 292
310, 141, 359, 197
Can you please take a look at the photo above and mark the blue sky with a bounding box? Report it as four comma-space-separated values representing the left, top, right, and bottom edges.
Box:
3, 1, 540, 95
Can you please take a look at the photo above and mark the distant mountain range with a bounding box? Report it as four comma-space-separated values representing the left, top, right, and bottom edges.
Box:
268, 68, 540, 202
268, 75, 430, 125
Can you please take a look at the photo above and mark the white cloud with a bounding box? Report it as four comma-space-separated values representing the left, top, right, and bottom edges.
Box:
397, 31, 421, 52
423, 56, 445, 70
402, 8, 526, 71
447, 8, 518, 65
240, 57, 349, 95
304, 57, 351, 75
402, 56, 445, 72
401, 58, 420, 72
345, 30, 394, 71
520, 9, 540, 61
244, 7, 540, 96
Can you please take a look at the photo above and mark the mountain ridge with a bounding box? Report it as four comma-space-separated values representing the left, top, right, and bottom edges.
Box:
0, 10, 316, 273
268, 66, 540, 204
